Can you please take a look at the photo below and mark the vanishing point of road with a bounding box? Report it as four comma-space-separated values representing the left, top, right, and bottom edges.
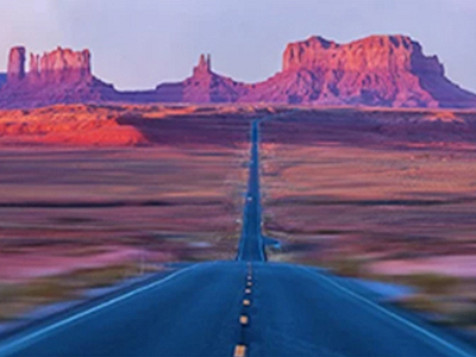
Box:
0, 117, 475, 357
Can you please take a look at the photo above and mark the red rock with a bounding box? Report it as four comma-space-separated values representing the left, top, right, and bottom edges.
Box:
183, 54, 245, 102
239, 35, 472, 107
156, 35, 476, 108
1, 35, 475, 109
35, 47, 92, 84
0, 46, 116, 108
7, 47, 26, 83
193, 53, 211, 76
156, 54, 245, 103
22, 47, 92, 86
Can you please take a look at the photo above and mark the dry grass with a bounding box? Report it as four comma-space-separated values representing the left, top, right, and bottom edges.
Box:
260, 109, 476, 330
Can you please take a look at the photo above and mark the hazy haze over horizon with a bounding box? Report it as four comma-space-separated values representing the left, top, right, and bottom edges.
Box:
0, 0, 475, 92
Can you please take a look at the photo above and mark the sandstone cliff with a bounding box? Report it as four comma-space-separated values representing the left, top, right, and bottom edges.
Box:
238, 35, 476, 107
155, 35, 476, 108
1, 35, 475, 108
0, 47, 117, 108
156, 54, 245, 103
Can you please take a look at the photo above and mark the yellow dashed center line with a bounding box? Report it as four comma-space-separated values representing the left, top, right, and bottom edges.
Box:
233, 344, 247, 357
239, 315, 249, 325
232, 267, 255, 356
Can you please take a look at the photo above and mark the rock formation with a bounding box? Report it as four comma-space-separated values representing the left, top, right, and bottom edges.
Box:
156, 54, 245, 103
238, 35, 476, 107
28, 47, 92, 85
0, 46, 117, 108
6, 47, 26, 83
0, 35, 475, 108
155, 36, 476, 108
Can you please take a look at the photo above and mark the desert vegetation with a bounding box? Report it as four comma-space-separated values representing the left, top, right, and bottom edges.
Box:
261, 108, 476, 331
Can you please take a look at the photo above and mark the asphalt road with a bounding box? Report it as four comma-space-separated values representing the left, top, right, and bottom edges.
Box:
236, 120, 266, 262
0, 120, 475, 356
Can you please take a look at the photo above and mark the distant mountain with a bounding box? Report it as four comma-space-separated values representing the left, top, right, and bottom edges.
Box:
156, 54, 245, 103
1, 35, 475, 109
240, 35, 476, 108
0, 46, 118, 109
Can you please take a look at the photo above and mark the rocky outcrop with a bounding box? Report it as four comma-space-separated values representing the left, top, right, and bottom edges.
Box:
0, 46, 117, 108
157, 36, 476, 108
28, 47, 92, 85
238, 35, 476, 108
7, 47, 26, 83
1, 35, 475, 109
156, 54, 245, 103
182, 54, 245, 102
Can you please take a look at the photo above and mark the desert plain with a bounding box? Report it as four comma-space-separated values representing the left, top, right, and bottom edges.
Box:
1, 104, 476, 332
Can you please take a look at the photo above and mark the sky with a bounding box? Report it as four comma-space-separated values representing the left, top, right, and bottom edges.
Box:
0, 0, 475, 92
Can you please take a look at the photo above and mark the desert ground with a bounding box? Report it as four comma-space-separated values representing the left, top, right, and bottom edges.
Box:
0, 104, 275, 322
261, 108, 476, 330
1, 104, 476, 331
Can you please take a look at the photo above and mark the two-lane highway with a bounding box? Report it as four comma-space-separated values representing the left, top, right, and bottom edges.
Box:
236, 120, 266, 262
0, 262, 248, 357
0, 117, 475, 356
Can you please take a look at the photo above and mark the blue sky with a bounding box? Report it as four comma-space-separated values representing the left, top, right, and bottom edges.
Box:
0, 0, 475, 92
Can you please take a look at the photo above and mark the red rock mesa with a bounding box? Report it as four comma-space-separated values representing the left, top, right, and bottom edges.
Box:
0, 46, 116, 108
0, 35, 475, 108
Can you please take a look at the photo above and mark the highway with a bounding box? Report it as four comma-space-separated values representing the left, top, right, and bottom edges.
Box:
0, 119, 475, 356
236, 120, 266, 262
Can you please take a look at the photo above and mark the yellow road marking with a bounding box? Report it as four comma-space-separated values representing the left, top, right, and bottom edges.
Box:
243, 299, 251, 306
233, 344, 247, 357
239, 315, 249, 325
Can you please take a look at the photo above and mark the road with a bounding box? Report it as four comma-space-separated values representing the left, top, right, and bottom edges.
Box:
236, 120, 266, 262
0, 119, 475, 357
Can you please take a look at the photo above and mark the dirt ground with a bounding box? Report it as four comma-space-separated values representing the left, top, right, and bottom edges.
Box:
1, 104, 476, 329
0, 104, 265, 321
260, 108, 476, 329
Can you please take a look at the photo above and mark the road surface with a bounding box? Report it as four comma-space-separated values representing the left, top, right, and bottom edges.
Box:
236, 120, 266, 262
0, 119, 475, 357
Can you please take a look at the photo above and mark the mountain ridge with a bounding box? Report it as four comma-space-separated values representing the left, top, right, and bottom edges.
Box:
0, 34, 475, 109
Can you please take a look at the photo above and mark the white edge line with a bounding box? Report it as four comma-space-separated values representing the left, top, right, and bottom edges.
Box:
299, 265, 474, 357
0, 262, 206, 356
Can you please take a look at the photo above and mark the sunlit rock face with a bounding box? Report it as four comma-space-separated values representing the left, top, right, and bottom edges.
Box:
238, 35, 476, 107
156, 54, 246, 103
5, 46, 94, 88
0, 35, 475, 108
0, 46, 117, 108
6, 47, 26, 83
161, 35, 476, 108
28, 47, 92, 85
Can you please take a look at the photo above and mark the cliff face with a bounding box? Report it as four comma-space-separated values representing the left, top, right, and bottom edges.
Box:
0, 47, 117, 108
162, 35, 476, 108
7, 47, 26, 83
0, 35, 475, 109
156, 54, 245, 103
238, 35, 476, 107
28, 47, 92, 85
